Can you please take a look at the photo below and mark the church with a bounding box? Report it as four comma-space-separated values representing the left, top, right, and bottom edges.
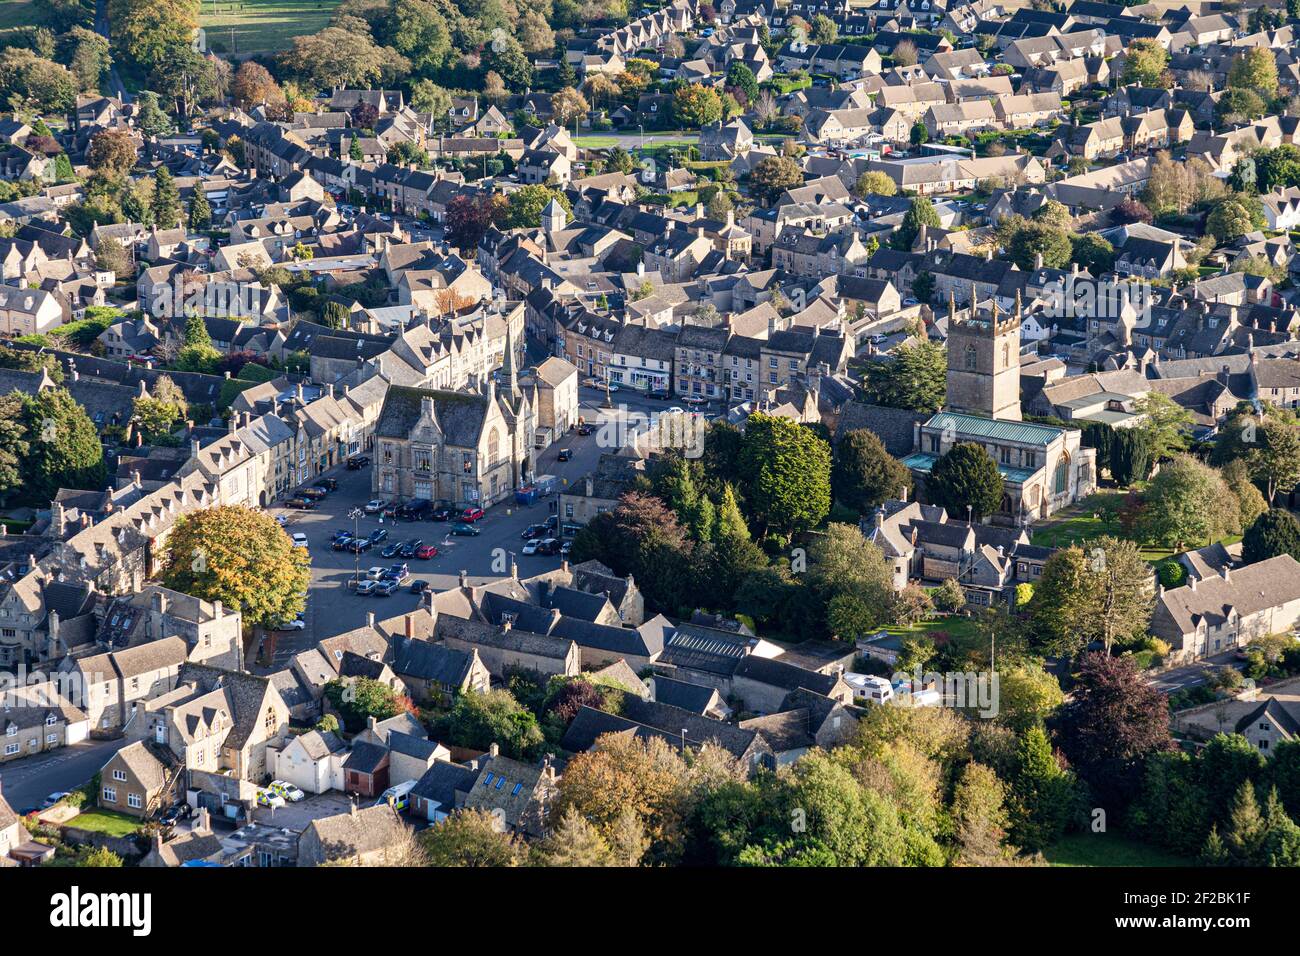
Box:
902, 290, 1097, 524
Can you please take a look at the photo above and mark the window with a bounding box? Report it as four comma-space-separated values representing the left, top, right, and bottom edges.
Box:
964, 345, 977, 370
127, 793, 142, 809
483, 772, 494, 787
4, 726, 13, 737
102, 786, 117, 802
46, 733, 57, 743
113, 769, 127, 782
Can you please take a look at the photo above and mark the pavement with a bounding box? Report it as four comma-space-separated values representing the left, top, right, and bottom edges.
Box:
0, 738, 127, 813
256, 386, 672, 671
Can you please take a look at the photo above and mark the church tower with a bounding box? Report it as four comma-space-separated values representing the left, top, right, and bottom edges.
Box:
944, 287, 1022, 421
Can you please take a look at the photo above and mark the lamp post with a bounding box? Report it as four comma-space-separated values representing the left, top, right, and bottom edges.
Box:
348, 507, 363, 587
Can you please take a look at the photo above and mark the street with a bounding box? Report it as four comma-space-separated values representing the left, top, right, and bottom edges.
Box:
1147, 651, 1246, 694
258, 387, 660, 670
0, 739, 127, 813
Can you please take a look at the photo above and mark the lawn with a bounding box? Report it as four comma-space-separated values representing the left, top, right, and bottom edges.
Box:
0, 0, 38, 31
200, 0, 340, 55
879, 615, 981, 643
69, 809, 142, 838
1028, 491, 1240, 564
573, 135, 622, 149
1043, 832, 1195, 867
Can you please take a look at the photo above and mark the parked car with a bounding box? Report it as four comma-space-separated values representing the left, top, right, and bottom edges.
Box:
522, 538, 543, 555
273, 615, 306, 631
374, 579, 399, 596
314, 477, 339, 492
430, 506, 455, 521
349, 537, 373, 553
381, 542, 401, 558
40, 792, 72, 810
369, 528, 389, 544
384, 564, 410, 581
364, 499, 386, 514
397, 498, 432, 521
158, 803, 192, 827
332, 535, 354, 551
410, 579, 430, 594
355, 580, 378, 596
449, 521, 480, 536
269, 781, 305, 803
366, 567, 387, 580
257, 789, 286, 809
299, 487, 328, 501
284, 498, 315, 509
346, 455, 371, 469
522, 523, 548, 540
415, 543, 439, 559
577, 424, 593, 436
274, 515, 289, 527
537, 537, 561, 555
560, 540, 573, 557
291, 533, 309, 549
399, 539, 422, 558
461, 506, 485, 522
557, 448, 572, 461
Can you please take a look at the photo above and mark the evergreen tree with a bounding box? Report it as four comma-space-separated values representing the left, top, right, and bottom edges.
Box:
151, 165, 179, 229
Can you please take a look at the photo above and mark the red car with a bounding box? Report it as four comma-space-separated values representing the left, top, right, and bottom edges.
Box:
461, 507, 485, 522
415, 544, 439, 559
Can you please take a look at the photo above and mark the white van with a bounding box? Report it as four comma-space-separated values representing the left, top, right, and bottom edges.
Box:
375, 780, 416, 811
844, 673, 894, 705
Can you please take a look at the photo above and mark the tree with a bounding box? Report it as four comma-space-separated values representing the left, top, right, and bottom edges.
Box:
832, 428, 912, 513
78, 846, 124, 867
231, 61, 283, 110
1133, 393, 1193, 464
1250, 416, 1300, 501
530, 806, 618, 866
1070, 233, 1115, 273
998, 666, 1066, 732
1207, 195, 1263, 243
808, 523, 896, 631
854, 170, 897, 198
737, 413, 831, 534
1227, 47, 1279, 100
435, 689, 544, 760
280, 24, 391, 90
932, 577, 966, 615
550, 87, 590, 127
109, 0, 198, 76
187, 190, 211, 232
151, 166, 179, 229
1110, 426, 1152, 485
748, 154, 803, 205
323, 677, 409, 731
87, 127, 137, 181
1029, 546, 1098, 657
725, 61, 759, 104
1242, 508, 1300, 564
1113, 195, 1152, 224
1055, 651, 1174, 805
952, 761, 1014, 865
894, 39, 919, 67
94, 236, 131, 280
133, 394, 180, 442
421, 810, 523, 866
505, 185, 571, 229
409, 79, 452, 119
928, 442, 1004, 521
1123, 38, 1169, 87
1007, 221, 1073, 270
0, 392, 29, 504
446, 193, 505, 253
895, 196, 942, 250
1139, 455, 1237, 549
158, 505, 311, 629
21, 388, 106, 503
1089, 536, 1155, 652
862, 340, 946, 413
1009, 723, 1078, 851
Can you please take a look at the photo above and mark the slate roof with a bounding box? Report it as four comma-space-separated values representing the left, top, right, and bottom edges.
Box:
374, 386, 488, 448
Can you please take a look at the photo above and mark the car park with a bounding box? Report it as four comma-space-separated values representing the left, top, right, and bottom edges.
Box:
522, 523, 547, 540
346, 455, 370, 469
449, 521, 480, 536
350, 538, 373, 553
461, 506, 485, 522
384, 564, 410, 581
366, 567, 387, 580
273, 615, 306, 631
522, 538, 543, 555
332, 534, 354, 550
364, 499, 386, 513
375, 579, 399, 596
577, 423, 593, 436
284, 497, 315, 509
355, 580, 378, 596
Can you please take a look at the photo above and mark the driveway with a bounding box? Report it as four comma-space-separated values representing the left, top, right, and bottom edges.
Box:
1147, 651, 1245, 694
0, 738, 127, 812
251, 791, 355, 831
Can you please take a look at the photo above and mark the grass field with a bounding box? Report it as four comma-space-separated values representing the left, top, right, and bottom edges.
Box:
1028, 491, 1241, 564
199, 0, 340, 55
879, 615, 982, 643
69, 809, 142, 838
1044, 832, 1195, 867
0, 0, 39, 31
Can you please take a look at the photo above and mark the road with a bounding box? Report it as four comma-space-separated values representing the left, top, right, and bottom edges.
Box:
94, 0, 133, 104
256, 387, 667, 670
1147, 651, 1245, 694
0, 739, 126, 813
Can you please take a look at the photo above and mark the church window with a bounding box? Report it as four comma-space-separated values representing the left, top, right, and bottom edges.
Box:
1002, 342, 1010, 368
964, 345, 977, 370
488, 428, 500, 467
1053, 461, 1068, 495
